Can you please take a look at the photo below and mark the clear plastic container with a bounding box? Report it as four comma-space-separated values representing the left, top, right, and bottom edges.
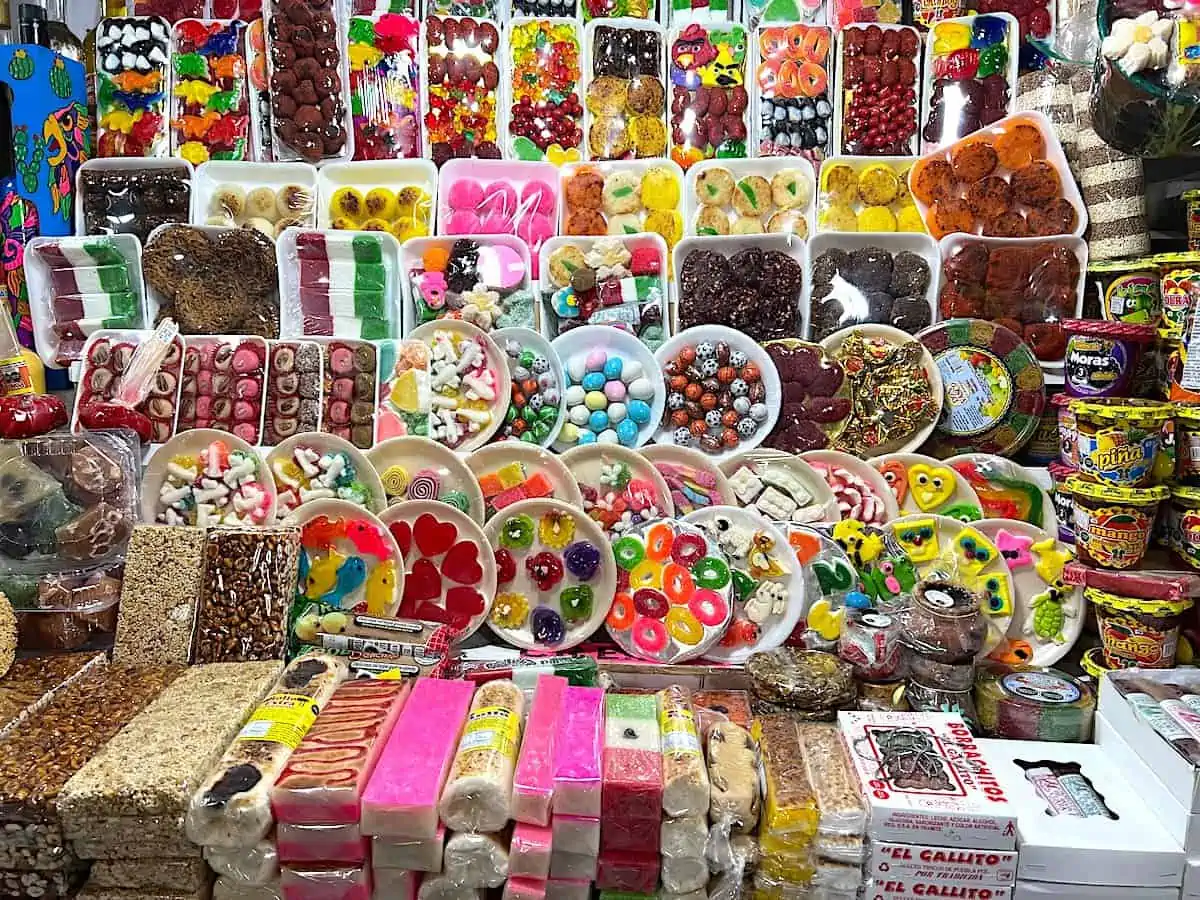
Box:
581, 19, 668, 161
170, 18, 252, 164
348, 11, 423, 160
665, 23, 751, 171
753, 24, 834, 163
76, 158, 195, 245
192, 160, 318, 236
504, 17, 585, 163
11, 566, 122, 652
72, 328, 186, 444
423, 16, 505, 166
95, 15, 172, 158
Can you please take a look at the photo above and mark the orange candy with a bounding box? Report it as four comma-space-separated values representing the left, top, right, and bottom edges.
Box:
423, 245, 451, 273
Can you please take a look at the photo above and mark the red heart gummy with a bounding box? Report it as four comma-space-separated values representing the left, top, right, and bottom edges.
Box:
389, 520, 412, 558
414, 601, 452, 624
399, 558, 442, 617
442, 540, 483, 585
445, 586, 485, 618
415, 513, 457, 558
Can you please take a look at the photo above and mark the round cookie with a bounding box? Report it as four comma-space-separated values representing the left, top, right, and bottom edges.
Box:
627, 75, 666, 115
586, 76, 628, 115
641, 164, 680, 211
820, 203, 858, 231
549, 245, 589, 287
603, 171, 644, 215
857, 164, 900, 206
823, 163, 858, 204
565, 170, 605, 210
608, 213, 643, 235
589, 117, 630, 158
695, 206, 730, 235
695, 167, 735, 207
566, 209, 608, 236
629, 116, 666, 157
767, 209, 808, 236
732, 176, 771, 217
645, 209, 683, 244
771, 169, 811, 210
731, 216, 765, 234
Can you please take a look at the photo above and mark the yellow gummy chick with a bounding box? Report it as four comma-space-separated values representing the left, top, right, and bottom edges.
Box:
305, 549, 347, 599
364, 560, 397, 616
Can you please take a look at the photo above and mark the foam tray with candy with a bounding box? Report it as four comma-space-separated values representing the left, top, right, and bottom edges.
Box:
77, 159, 194, 245
504, 17, 585, 164
318, 159, 436, 238
424, 15, 504, 165
177, 336, 268, 444
403, 236, 535, 333
320, 338, 379, 449
263, 340, 323, 445
559, 160, 684, 259
829, 0, 901, 29
171, 18, 251, 164
685, 158, 815, 239
192, 159, 317, 237
72, 329, 185, 443
95, 16, 171, 158
834, 24, 921, 157
348, 10, 423, 161
908, 111, 1087, 240
582, 19, 668, 161
666, 22, 751, 170
816, 156, 925, 234
753, 24, 834, 163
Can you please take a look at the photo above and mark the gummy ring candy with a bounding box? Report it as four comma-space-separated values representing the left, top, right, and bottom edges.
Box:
797, 61, 828, 97
629, 559, 664, 590
560, 584, 594, 624
633, 588, 670, 619
607, 592, 635, 630
671, 532, 706, 568
694, 556, 731, 589
632, 617, 669, 655
531, 606, 567, 646
613, 535, 646, 570
645, 523, 675, 562
501, 514, 535, 550
663, 563, 695, 605
690, 588, 729, 627
526, 552, 565, 591
666, 606, 704, 645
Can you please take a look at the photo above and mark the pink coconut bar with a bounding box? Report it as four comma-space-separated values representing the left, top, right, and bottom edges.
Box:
552, 687, 604, 818
596, 850, 660, 893
280, 865, 371, 900
372, 826, 446, 873
544, 880, 590, 900
277, 822, 368, 865
373, 868, 420, 900
272, 680, 411, 825
600, 815, 660, 854
503, 877, 547, 900
552, 816, 600, 857
361, 678, 475, 839
512, 675, 569, 826
509, 822, 553, 880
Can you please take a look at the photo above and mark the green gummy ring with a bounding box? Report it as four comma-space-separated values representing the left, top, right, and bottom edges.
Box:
613, 535, 646, 571
694, 556, 731, 589
560, 584, 594, 623
500, 514, 535, 550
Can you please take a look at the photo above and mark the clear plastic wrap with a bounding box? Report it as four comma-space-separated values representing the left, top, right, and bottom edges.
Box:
504, 877, 548, 900
657, 685, 710, 818
321, 339, 378, 449
443, 831, 510, 888
794, 724, 865, 836
506, 19, 584, 163
754, 25, 834, 162
707, 721, 760, 833
277, 822, 367, 865
214, 878, 283, 900
78, 161, 193, 245
584, 21, 668, 161
552, 685, 605, 817
373, 868, 420, 900
551, 815, 600, 856
423, 16, 504, 165
667, 24, 750, 169
662, 855, 709, 893
192, 526, 302, 663
549, 850, 598, 881
171, 19, 251, 164
264, 340, 322, 445
512, 674, 569, 826
372, 826, 445, 873
271, 678, 410, 825
0, 430, 138, 576
418, 874, 482, 900
745, 648, 856, 711
95, 16, 171, 158
185, 653, 348, 849
174, 335, 268, 442
404, 236, 536, 332
279, 865, 370, 900
73, 329, 184, 443
5, 565, 121, 653
439, 679, 526, 833
195, 162, 317, 235
756, 715, 818, 836
89, 857, 208, 891
509, 821, 553, 879
602, 693, 663, 821
348, 12, 422, 160
361, 677, 475, 839
662, 815, 707, 859
600, 813, 660, 854
0, 653, 101, 738
206, 838, 280, 885
596, 850, 660, 892
838, 25, 921, 156
692, 690, 754, 733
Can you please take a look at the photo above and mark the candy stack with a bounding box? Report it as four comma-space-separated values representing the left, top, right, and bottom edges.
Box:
756, 715, 818, 896
599, 693, 662, 893
550, 687, 604, 885
657, 687, 710, 897
796, 724, 867, 898
270, 679, 411, 900
293, 231, 394, 340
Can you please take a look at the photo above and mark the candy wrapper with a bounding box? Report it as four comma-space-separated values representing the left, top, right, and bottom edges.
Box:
657, 685, 710, 817
667, 23, 750, 170
176, 336, 268, 443
795, 722, 866, 835
264, 340, 323, 445
507, 18, 585, 164
444, 832, 510, 888
424, 16, 503, 165
837, 25, 921, 156
96, 16, 172, 158
171, 19, 251, 164
756, 714, 818, 835
754, 25, 834, 163
706, 721, 758, 832
349, 12, 423, 160
321, 339, 378, 449
584, 21, 668, 160
207, 839, 280, 884
198, 165, 317, 236
513, 675, 569, 826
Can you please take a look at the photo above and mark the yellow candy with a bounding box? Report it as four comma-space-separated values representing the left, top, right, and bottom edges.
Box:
666, 606, 704, 645
641, 167, 681, 211
896, 205, 928, 233
629, 559, 664, 590
174, 79, 219, 106
365, 561, 397, 617
365, 187, 398, 221
305, 549, 347, 599
932, 21, 972, 53
348, 42, 383, 70
857, 163, 900, 205
100, 108, 140, 134
547, 144, 582, 166
179, 140, 209, 166
539, 511, 576, 550
496, 462, 526, 489
645, 209, 682, 245
820, 203, 858, 232
857, 205, 897, 232
492, 591, 530, 629
822, 163, 858, 203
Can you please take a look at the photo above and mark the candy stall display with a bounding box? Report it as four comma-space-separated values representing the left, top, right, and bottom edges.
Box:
317, 160, 436, 237
919, 14, 1017, 153
347, 11, 422, 161
835, 25, 922, 157
683, 505, 806, 663
946, 453, 1056, 533
753, 24, 834, 163
686, 159, 815, 237
25, 235, 147, 370
583, 21, 668, 161
264, 339, 323, 445
505, 18, 585, 164
540, 235, 670, 348
262, 0, 351, 163
720, 449, 838, 523
409, 319, 511, 452
559, 162, 684, 258
605, 519, 733, 662
141, 429, 276, 526
423, 16, 504, 165
816, 157, 924, 234
73, 329, 185, 444
319, 338, 379, 450
665, 23, 750, 169
561, 442, 674, 540
191, 160, 317, 235
266, 432, 387, 516
757, 339, 850, 454
641, 444, 731, 515
174, 335, 268, 443
484, 498, 616, 649
367, 435, 485, 521
491, 327, 566, 447
801, 449, 899, 526
77, 159, 194, 245
245, 16, 271, 159
170, 19, 251, 165
908, 112, 1087, 239
384, 501, 496, 636
466, 441, 584, 521
551, 325, 665, 449
870, 452, 983, 519
95, 16, 171, 159
402, 236, 535, 333
375, 338, 431, 441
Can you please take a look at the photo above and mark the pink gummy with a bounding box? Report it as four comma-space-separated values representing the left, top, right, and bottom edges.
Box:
512, 675, 568, 826
492, 486, 529, 510
509, 822, 553, 880
517, 213, 554, 252
445, 209, 480, 235
521, 180, 557, 217
233, 343, 263, 374
479, 211, 515, 234
601, 746, 663, 822
361, 679, 475, 839
552, 687, 604, 818
503, 877, 548, 900
445, 179, 485, 211
480, 181, 518, 217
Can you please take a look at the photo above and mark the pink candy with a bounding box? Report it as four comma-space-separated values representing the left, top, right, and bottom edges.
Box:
809, 460, 886, 524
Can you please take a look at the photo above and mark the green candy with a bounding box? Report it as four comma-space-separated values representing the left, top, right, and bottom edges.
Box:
173, 52, 208, 79
337, 483, 370, 506
731, 568, 758, 601
520, 349, 535, 368
501, 514, 535, 550
538, 405, 559, 423
506, 404, 519, 423
977, 44, 1008, 78
613, 536, 645, 570
520, 431, 537, 443
348, 17, 375, 43
560, 585, 594, 623
439, 491, 470, 513
694, 556, 731, 589
530, 421, 551, 442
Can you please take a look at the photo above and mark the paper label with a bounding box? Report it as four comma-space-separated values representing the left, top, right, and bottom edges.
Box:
1104, 273, 1159, 324
458, 705, 520, 757
999, 671, 1081, 705
935, 349, 1011, 437
0, 355, 33, 396
660, 702, 702, 757
1181, 304, 1200, 391
236, 692, 320, 748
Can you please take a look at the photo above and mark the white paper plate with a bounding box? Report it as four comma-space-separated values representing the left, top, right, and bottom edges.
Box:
366, 435, 484, 523
720, 449, 839, 523
267, 432, 388, 517
801, 448, 900, 525
464, 441, 584, 521
946, 452, 1057, 535
560, 442, 675, 541
871, 452, 983, 520
490, 326, 567, 448
142, 428, 276, 525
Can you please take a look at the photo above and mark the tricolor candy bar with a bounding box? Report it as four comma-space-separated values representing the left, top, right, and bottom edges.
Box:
298, 258, 387, 292
50, 264, 131, 295
553, 686, 604, 818
295, 231, 384, 264
602, 694, 663, 822
52, 292, 139, 322
34, 239, 126, 268
53, 315, 137, 340
512, 675, 568, 826
299, 288, 387, 320
361, 678, 474, 839
271, 679, 410, 825
303, 315, 391, 340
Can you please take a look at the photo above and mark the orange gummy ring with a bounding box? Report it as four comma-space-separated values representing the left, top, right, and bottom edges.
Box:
801, 27, 830, 63
777, 59, 802, 98
797, 61, 828, 98
607, 592, 635, 630
663, 562, 695, 605
645, 522, 674, 561
760, 28, 788, 59
757, 58, 782, 95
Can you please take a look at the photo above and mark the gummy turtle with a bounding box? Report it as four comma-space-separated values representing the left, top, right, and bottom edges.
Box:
1028, 581, 1073, 644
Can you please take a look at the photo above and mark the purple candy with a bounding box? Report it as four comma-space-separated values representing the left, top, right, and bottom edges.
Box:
563, 541, 601, 581
531, 606, 566, 646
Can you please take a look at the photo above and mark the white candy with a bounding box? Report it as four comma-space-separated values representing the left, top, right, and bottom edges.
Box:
567, 357, 587, 383
569, 405, 590, 426
622, 361, 643, 383
627, 377, 654, 400
565, 385, 585, 406
597, 429, 619, 444
608, 402, 627, 423
463, 373, 495, 401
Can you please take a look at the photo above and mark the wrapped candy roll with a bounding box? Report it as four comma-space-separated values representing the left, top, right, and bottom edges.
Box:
277, 822, 368, 865
548, 851, 597, 881
756, 716, 817, 836
206, 839, 279, 885
661, 816, 707, 859
662, 855, 709, 894
600, 814, 661, 854
185, 653, 348, 849
551, 816, 599, 856
443, 831, 510, 888
439, 679, 525, 833
795, 723, 865, 837
362, 678, 475, 839
372, 826, 446, 873
418, 875, 483, 900
552, 687, 604, 817
657, 686, 710, 818
214, 878, 283, 900
509, 822, 553, 880
707, 722, 759, 833
512, 675, 568, 826
692, 690, 753, 734
602, 693, 662, 822
373, 869, 420, 900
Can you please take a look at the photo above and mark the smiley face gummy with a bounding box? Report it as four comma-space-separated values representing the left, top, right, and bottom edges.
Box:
895, 518, 939, 563
500, 514, 535, 549
971, 571, 1014, 616
909, 463, 956, 511
955, 526, 998, 576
